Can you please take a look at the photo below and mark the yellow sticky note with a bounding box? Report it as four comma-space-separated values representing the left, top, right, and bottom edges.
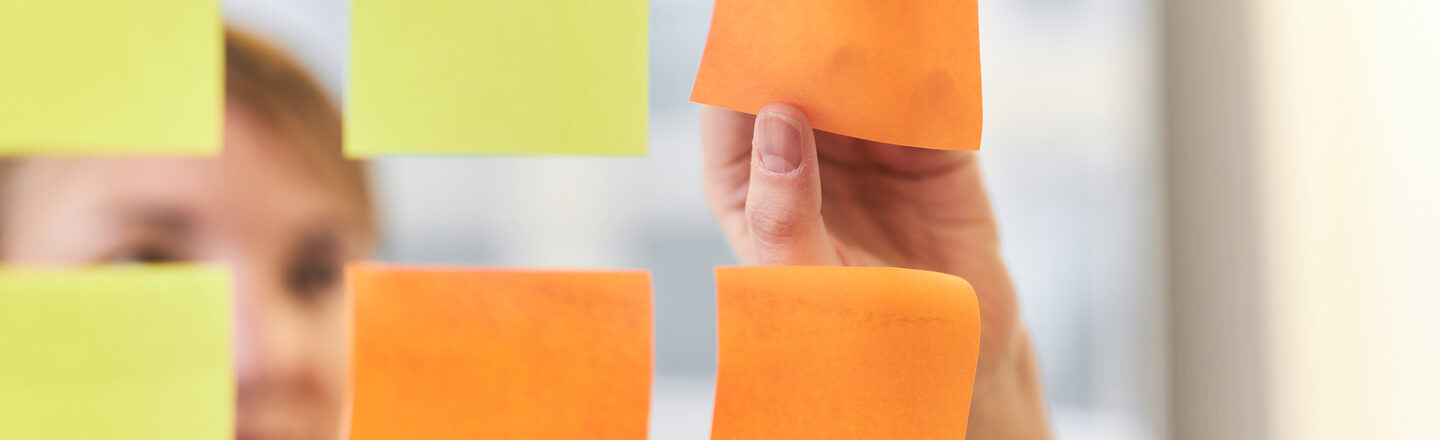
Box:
0, 266, 232, 439
0, 1, 222, 155
348, 0, 649, 156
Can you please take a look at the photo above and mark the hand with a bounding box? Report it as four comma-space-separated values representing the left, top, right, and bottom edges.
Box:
701, 103, 1050, 439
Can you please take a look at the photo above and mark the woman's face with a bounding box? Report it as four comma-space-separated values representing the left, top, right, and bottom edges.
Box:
0, 101, 370, 440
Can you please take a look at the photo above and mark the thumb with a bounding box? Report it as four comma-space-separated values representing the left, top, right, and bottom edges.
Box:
743, 103, 842, 266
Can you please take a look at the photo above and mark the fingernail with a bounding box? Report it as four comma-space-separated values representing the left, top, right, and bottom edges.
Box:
754, 112, 803, 173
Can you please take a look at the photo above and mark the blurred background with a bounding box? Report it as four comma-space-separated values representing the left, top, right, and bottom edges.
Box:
227, 0, 1437, 439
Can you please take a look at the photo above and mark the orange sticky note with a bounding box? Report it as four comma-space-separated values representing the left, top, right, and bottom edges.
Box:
713, 266, 982, 439
692, 0, 982, 150
347, 264, 653, 439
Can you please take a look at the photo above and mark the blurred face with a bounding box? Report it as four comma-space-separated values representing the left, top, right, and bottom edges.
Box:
0, 101, 370, 440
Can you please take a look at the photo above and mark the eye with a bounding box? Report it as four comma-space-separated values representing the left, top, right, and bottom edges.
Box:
100, 207, 194, 265
108, 243, 182, 264
286, 258, 340, 299
286, 231, 342, 301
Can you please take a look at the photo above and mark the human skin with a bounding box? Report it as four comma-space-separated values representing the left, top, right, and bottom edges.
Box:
0, 101, 371, 440
701, 102, 1051, 439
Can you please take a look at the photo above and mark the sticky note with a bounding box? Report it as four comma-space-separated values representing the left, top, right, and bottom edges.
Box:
0, 265, 232, 439
712, 266, 982, 439
347, 264, 653, 439
692, 0, 982, 150
347, 0, 649, 156
0, 0, 221, 155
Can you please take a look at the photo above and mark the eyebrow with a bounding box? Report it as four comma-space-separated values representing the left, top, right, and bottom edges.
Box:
293, 225, 340, 259
111, 204, 196, 238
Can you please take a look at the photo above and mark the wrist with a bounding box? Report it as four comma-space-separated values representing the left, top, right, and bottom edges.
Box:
967, 329, 1051, 439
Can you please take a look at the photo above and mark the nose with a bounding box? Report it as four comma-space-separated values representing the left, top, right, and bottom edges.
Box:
232, 264, 262, 391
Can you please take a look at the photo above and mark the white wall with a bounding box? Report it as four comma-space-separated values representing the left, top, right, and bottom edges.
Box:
1255, 0, 1440, 438
1169, 0, 1440, 438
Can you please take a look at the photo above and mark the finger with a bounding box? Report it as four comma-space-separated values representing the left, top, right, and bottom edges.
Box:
699, 106, 757, 253
744, 103, 843, 266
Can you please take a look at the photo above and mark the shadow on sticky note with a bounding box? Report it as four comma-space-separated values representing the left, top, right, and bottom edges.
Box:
0, 265, 233, 439
346, 264, 653, 439
692, 0, 982, 150
713, 266, 981, 439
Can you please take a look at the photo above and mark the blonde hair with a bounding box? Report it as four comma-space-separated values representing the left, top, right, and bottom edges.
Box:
0, 29, 375, 245
224, 29, 374, 236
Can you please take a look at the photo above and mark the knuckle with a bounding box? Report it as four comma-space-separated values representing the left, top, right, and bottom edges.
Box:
746, 202, 811, 246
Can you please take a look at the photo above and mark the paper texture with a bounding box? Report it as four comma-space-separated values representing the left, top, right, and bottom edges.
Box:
347, 0, 649, 156
0, 265, 233, 439
692, 0, 982, 150
0, 0, 221, 155
713, 266, 982, 439
347, 264, 653, 439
